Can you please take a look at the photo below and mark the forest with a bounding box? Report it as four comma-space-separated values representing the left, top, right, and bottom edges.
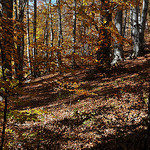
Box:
0, 0, 150, 149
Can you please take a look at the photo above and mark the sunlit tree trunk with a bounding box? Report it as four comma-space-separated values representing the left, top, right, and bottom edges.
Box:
26, 0, 32, 75
111, 10, 123, 66
56, 0, 63, 68
49, 0, 54, 71
72, 0, 77, 69
131, 1, 140, 57
50, 2, 54, 48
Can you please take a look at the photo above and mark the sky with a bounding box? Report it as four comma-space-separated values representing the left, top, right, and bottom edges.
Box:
30, 0, 56, 4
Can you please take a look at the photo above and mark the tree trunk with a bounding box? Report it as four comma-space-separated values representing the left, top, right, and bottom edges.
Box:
72, 0, 77, 69
33, 0, 40, 77
44, 1, 50, 72
131, 1, 140, 57
123, 9, 127, 38
111, 10, 123, 66
56, 0, 63, 68
16, 0, 25, 82
50, 2, 54, 48
1, 0, 13, 79
26, 0, 32, 75
96, 0, 112, 69
139, 0, 149, 54
49, 0, 54, 72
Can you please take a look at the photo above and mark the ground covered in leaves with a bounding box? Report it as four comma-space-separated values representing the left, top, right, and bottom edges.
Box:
5, 48, 150, 149
3, 31, 150, 149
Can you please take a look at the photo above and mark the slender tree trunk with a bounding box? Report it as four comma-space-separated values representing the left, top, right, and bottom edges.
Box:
139, 0, 149, 54
56, 0, 63, 68
72, 0, 77, 69
111, 10, 123, 66
123, 9, 127, 38
49, 0, 54, 71
33, 0, 39, 77
50, 1, 54, 48
26, 0, 32, 75
44, 2, 50, 72
17, 0, 25, 82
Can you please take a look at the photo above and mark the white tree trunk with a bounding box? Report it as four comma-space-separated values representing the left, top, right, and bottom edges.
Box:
26, 0, 31, 74
111, 10, 123, 66
131, 3, 140, 57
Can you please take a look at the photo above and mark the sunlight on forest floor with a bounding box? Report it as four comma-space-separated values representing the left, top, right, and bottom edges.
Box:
7, 43, 150, 149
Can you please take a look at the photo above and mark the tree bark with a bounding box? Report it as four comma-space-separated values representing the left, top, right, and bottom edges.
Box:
16, 0, 25, 82
33, 0, 40, 77
50, 2, 54, 48
131, 1, 140, 57
111, 10, 123, 66
72, 0, 77, 69
1, 0, 13, 79
123, 9, 127, 38
56, 0, 63, 68
139, 0, 149, 54
96, 0, 112, 69
26, 0, 32, 75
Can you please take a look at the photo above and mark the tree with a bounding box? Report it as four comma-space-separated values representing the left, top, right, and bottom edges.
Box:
1, 0, 13, 79
33, 0, 40, 77
139, 0, 149, 54
56, 0, 63, 68
131, 0, 149, 57
49, 0, 54, 48
26, 0, 32, 75
131, 0, 140, 57
0, 0, 13, 149
72, 0, 77, 69
14, 0, 26, 82
96, 0, 112, 69
111, 9, 123, 66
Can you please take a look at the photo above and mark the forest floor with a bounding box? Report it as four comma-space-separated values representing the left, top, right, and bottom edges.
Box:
5, 32, 150, 149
